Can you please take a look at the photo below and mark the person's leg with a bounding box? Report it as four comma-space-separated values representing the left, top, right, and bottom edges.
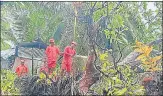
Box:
66, 63, 72, 78
60, 62, 66, 78
49, 61, 57, 75
47, 60, 51, 74
60, 69, 65, 77
48, 68, 52, 75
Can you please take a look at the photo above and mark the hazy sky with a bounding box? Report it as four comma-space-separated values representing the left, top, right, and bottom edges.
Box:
147, 2, 156, 11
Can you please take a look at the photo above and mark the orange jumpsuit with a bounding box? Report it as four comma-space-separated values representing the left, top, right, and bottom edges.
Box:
61, 46, 76, 72
45, 45, 60, 69
16, 64, 28, 77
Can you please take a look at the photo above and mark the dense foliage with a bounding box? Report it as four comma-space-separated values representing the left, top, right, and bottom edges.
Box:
90, 53, 145, 95
14, 72, 80, 95
1, 69, 20, 95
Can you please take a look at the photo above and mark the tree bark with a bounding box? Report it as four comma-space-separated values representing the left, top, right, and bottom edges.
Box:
79, 50, 97, 95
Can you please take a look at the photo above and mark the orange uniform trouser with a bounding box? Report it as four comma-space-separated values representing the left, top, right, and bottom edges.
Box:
61, 61, 72, 73
48, 60, 56, 69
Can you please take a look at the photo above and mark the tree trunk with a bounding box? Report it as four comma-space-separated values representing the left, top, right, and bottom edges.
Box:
79, 50, 97, 95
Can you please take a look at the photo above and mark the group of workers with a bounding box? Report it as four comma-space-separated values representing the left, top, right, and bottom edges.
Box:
15, 38, 77, 79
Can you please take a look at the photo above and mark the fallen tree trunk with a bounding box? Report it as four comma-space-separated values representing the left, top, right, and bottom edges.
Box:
117, 38, 162, 66
79, 51, 98, 95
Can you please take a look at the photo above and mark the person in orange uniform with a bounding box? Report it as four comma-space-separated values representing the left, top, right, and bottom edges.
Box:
39, 58, 49, 74
15, 59, 28, 77
61, 41, 77, 77
45, 38, 60, 74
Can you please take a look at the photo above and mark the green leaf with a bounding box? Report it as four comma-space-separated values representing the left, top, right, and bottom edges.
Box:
121, 36, 128, 44
107, 69, 116, 74
100, 53, 108, 61
1, 40, 11, 50
128, 92, 133, 95
46, 79, 52, 85
114, 84, 123, 88
119, 32, 126, 36
116, 15, 124, 26
96, 2, 102, 8
39, 72, 46, 79
143, 2, 147, 10
108, 2, 115, 13
116, 38, 124, 44
104, 29, 110, 39
115, 78, 123, 84
114, 88, 127, 95
103, 63, 107, 68
112, 14, 124, 28
93, 10, 102, 22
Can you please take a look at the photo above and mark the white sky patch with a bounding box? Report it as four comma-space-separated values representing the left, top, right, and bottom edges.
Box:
147, 2, 157, 11
65, 2, 70, 5
141, 2, 157, 28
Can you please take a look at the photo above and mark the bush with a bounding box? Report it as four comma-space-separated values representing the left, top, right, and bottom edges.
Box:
1, 69, 20, 95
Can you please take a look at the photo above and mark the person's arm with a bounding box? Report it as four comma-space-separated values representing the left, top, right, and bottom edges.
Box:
57, 46, 64, 56
57, 47, 60, 55
15, 67, 19, 76
64, 47, 72, 56
45, 46, 49, 56
72, 50, 76, 57
26, 67, 29, 73
45, 47, 50, 59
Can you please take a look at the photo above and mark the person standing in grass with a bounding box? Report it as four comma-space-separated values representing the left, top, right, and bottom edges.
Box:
39, 58, 49, 74
61, 41, 77, 77
45, 38, 60, 75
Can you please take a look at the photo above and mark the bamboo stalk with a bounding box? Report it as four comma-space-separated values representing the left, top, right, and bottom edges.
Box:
73, 6, 77, 41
